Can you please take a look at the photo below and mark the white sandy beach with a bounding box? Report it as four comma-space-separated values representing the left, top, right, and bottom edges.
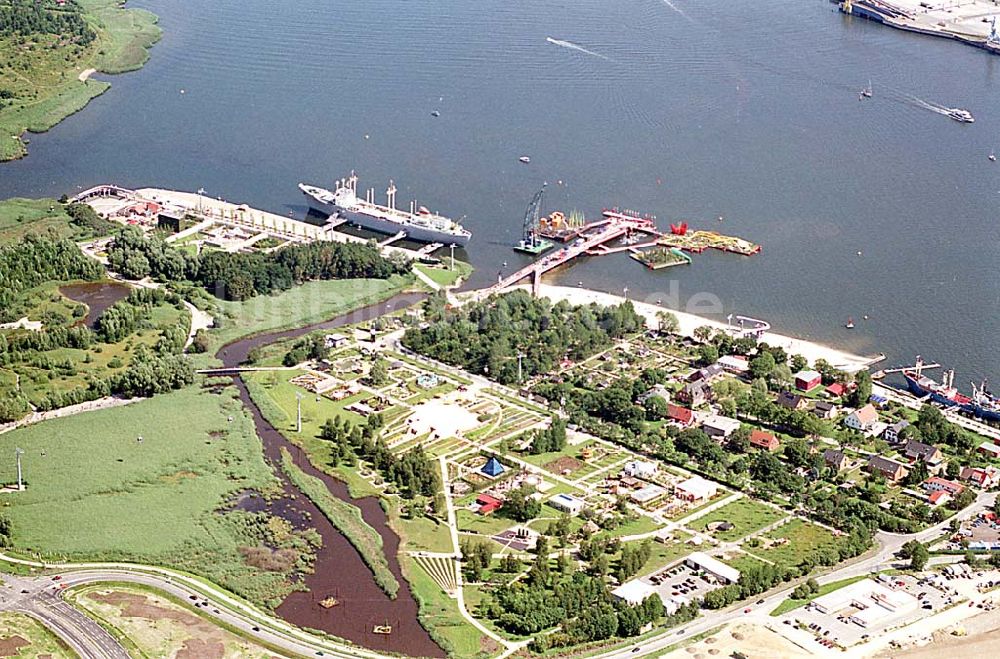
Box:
517, 284, 876, 372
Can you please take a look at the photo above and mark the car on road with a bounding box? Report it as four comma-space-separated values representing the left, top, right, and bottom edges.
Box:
51, 576, 61, 581
252, 626, 260, 632
757, 599, 765, 604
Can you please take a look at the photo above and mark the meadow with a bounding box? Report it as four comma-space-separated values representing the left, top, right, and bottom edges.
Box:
695, 497, 787, 542
0, 387, 316, 607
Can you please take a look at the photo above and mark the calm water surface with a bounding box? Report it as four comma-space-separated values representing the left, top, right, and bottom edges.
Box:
2, 0, 998, 382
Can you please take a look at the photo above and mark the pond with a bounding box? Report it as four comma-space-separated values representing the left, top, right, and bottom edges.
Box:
59, 282, 132, 329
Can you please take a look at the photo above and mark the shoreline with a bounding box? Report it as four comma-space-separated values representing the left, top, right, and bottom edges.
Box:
0, 0, 161, 162
504, 283, 878, 372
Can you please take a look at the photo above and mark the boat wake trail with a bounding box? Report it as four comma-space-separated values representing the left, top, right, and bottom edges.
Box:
881, 85, 956, 117
658, 0, 694, 21
545, 37, 613, 62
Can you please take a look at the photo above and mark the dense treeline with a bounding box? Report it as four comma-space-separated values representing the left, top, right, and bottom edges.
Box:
106, 228, 409, 301
401, 291, 644, 385
0, 235, 102, 322
0, 0, 94, 43
319, 415, 440, 498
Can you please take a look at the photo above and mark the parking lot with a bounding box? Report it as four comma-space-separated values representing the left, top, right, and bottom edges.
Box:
648, 563, 723, 605
780, 574, 954, 649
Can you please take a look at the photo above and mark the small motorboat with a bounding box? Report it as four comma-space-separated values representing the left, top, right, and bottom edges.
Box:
845, 317, 855, 329
989, 149, 996, 162
861, 80, 872, 99
519, 156, 531, 164
431, 110, 440, 117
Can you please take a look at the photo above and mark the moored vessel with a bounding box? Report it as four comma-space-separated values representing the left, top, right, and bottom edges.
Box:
902, 357, 1000, 422
298, 173, 471, 246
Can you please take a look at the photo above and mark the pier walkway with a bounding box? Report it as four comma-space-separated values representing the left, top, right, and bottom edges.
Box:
482, 210, 661, 298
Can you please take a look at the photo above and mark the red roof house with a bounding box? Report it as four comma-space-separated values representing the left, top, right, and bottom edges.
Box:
749, 429, 780, 452
825, 382, 846, 398
667, 404, 694, 427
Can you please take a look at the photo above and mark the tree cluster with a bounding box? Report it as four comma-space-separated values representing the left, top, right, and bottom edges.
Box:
0, 235, 102, 322
105, 228, 408, 300
401, 290, 643, 385
0, 0, 94, 43
319, 414, 440, 498
526, 418, 567, 455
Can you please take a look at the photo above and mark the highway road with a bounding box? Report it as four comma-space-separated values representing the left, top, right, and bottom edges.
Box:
0, 573, 129, 658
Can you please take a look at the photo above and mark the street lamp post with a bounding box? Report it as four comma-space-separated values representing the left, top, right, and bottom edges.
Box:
295, 392, 303, 433
14, 448, 23, 491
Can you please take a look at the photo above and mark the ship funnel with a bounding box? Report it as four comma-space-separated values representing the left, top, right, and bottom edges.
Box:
386, 181, 397, 210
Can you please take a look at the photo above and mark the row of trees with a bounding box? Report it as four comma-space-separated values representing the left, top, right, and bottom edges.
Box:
106, 228, 409, 301
319, 414, 440, 498
401, 291, 644, 385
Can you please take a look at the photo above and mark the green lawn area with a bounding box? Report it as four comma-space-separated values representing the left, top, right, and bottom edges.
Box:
519, 440, 594, 471
413, 259, 473, 288
694, 498, 787, 542
456, 509, 514, 537
0, 0, 160, 161
640, 532, 694, 573
208, 275, 414, 354
0, 198, 81, 243
403, 555, 491, 658
769, 575, 869, 616
395, 512, 455, 554
0, 387, 316, 607
755, 519, 848, 569
0, 611, 73, 656
597, 514, 663, 540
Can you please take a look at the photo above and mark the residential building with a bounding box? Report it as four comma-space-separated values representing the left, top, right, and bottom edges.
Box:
623, 460, 658, 479
866, 455, 909, 482
666, 404, 694, 428
845, 404, 879, 432
675, 476, 718, 502
638, 384, 671, 406
978, 441, 1000, 460
825, 382, 847, 398
813, 400, 837, 419
823, 448, 848, 471
685, 552, 741, 584
717, 355, 749, 375
323, 332, 350, 349
927, 490, 952, 507
960, 466, 1000, 489
701, 414, 741, 440
903, 440, 944, 468
678, 380, 710, 407
921, 477, 965, 496
749, 429, 779, 452
884, 420, 910, 444
794, 369, 822, 392
549, 493, 585, 515
776, 391, 807, 411
690, 363, 725, 384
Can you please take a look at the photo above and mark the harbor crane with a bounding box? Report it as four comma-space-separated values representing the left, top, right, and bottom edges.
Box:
515, 183, 553, 254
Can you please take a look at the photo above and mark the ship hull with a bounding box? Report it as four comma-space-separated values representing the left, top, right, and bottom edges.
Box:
301, 190, 470, 247
903, 373, 1000, 423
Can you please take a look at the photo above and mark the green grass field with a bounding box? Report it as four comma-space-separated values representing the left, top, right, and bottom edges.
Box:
0, 199, 78, 243
0, 611, 73, 657
208, 275, 414, 354
0, 0, 161, 161
413, 260, 473, 288
402, 555, 491, 658
756, 519, 847, 569
694, 498, 787, 542
0, 387, 318, 607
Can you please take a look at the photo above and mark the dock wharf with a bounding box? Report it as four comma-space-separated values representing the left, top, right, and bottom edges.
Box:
71, 185, 439, 262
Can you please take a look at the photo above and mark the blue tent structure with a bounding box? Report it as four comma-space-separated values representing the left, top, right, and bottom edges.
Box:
481, 457, 506, 478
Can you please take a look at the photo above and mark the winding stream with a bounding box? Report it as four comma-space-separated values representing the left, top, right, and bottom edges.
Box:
216, 292, 443, 657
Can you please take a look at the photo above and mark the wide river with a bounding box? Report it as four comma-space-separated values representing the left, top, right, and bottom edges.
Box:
1, 0, 998, 383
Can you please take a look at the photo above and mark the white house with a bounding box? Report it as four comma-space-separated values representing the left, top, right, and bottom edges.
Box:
844, 404, 879, 432
549, 493, 585, 515
685, 552, 741, 584
623, 460, 658, 479
700, 414, 741, 439
611, 579, 657, 606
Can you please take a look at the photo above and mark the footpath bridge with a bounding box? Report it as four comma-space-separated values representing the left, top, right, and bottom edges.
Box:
482, 210, 661, 298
